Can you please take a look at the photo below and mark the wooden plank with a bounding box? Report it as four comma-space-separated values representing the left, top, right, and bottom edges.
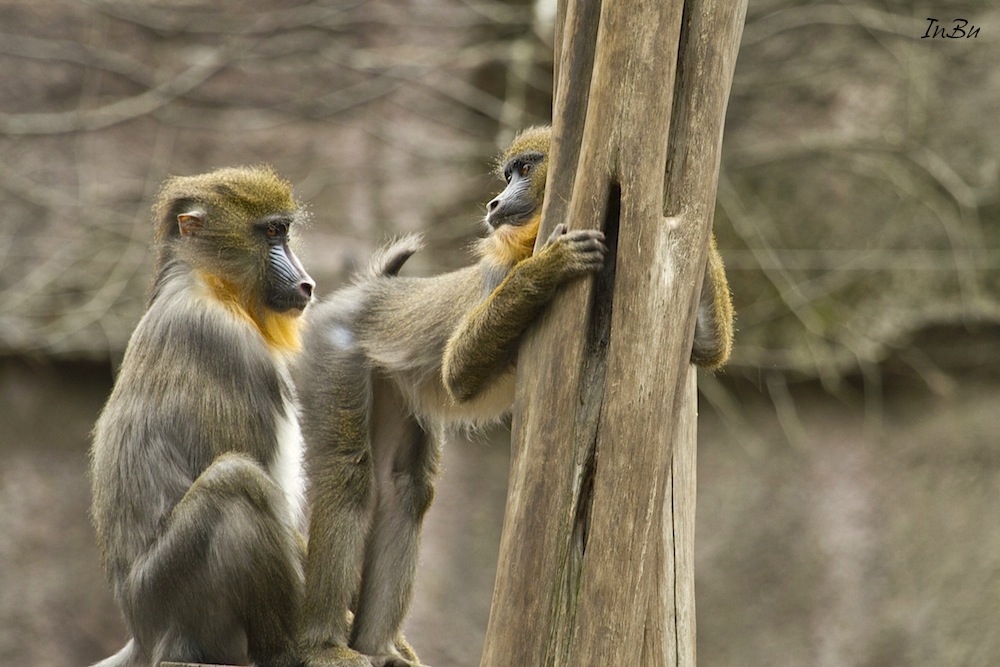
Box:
481, 0, 747, 665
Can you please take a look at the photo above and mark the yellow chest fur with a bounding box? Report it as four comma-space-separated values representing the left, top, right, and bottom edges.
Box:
198, 272, 303, 353
483, 213, 541, 266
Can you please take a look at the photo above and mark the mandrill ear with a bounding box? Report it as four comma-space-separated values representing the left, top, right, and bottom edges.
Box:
177, 210, 204, 237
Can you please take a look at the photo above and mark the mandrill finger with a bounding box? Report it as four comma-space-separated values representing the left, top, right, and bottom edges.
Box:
544, 223, 567, 247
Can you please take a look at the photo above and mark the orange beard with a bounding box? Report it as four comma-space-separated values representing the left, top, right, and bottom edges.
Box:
481, 213, 541, 266
199, 272, 303, 353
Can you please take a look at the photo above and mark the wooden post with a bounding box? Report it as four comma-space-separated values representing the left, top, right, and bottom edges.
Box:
480, 1, 747, 665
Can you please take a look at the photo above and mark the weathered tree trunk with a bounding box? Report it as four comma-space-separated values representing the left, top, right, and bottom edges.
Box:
480, 1, 747, 665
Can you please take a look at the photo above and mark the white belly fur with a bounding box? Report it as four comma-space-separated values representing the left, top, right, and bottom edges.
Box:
271, 400, 306, 528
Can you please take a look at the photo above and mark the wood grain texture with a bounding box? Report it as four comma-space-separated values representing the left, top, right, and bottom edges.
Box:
481, 0, 747, 665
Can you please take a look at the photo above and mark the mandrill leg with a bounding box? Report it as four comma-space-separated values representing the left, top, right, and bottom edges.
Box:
350, 381, 437, 666
125, 453, 303, 667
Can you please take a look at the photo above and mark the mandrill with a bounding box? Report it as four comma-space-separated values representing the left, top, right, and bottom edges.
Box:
90, 166, 314, 667
294, 126, 732, 666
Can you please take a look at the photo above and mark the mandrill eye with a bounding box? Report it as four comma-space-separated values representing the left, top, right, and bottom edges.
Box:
265, 222, 288, 240
521, 163, 532, 177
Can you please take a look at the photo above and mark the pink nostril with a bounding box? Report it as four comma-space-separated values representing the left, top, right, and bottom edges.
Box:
299, 280, 315, 299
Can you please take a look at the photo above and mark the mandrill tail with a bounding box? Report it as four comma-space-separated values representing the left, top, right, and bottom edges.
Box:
366, 234, 425, 278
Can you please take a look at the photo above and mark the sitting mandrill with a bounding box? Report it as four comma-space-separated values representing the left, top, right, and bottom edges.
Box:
89, 166, 315, 667
295, 126, 733, 666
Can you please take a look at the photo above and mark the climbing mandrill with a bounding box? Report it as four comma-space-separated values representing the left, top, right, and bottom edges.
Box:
296, 125, 733, 667
483, 125, 733, 370
295, 135, 608, 666
89, 166, 315, 667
